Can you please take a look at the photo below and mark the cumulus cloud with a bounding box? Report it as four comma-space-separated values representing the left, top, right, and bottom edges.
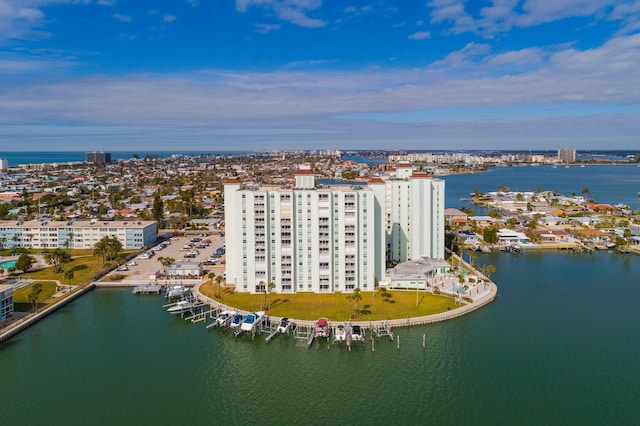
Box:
164, 14, 177, 23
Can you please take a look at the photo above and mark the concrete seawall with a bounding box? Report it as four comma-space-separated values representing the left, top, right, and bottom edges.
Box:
0, 283, 96, 344
194, 281, 497, 330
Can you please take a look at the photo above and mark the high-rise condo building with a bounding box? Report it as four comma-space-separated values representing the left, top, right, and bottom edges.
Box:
86, 151, 112, 165
224, 163, 445, 294
558, 148, 576, 163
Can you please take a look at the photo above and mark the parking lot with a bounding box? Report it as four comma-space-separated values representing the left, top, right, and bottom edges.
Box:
113, 233, 226, 283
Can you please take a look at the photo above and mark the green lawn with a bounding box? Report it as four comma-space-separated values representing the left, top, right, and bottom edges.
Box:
21, 255, 105, 284
200, 281, 457, 321
19, 249, 137, 284
12, 281, 58, 312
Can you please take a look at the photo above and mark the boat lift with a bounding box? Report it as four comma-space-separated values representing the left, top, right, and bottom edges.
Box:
373, 320, 394, 340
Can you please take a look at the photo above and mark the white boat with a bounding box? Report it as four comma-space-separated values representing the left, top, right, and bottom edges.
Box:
333, 324, 347, 342
166, 300, 194, 315
276, 317, 293, 334
241, 311, 266, 332
351, 325, 365, 342
214, 310, 236, 327
315, 317, 330, 338
166, 285, 188, 299
230, 314, 244, 329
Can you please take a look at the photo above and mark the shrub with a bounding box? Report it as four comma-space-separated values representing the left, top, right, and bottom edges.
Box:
107, 273, 125, 281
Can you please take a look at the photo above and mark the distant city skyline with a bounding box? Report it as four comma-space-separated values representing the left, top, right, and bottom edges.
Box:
1, 1, 639, 151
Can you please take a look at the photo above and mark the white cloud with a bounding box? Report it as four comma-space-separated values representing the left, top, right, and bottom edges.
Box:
112, 13, 132, 23
1, 33, 640, 149
0, 0, 47, 40
236, 0, 326, 28
254, 23, 281, 33
164, 14, 177, 23
429, 0, 640, 36
409, 31, 430, 40
0, 50, 77, 73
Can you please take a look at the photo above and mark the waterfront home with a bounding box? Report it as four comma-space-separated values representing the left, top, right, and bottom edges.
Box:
531, 229, 569, 244
469, 215, 504, 228
457, 230, 480, 243
497, 229, 531, 245
384, 257, 450, 290
444, 208, 468, 226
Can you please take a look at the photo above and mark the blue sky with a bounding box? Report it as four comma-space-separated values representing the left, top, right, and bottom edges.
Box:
1, 0, 640, 151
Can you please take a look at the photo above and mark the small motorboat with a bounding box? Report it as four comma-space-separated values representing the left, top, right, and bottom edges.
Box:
276, 317, 293, 334
351, 325, 365, 342
333, 324, 347, 342
214, 310, 236, 327
166, 285, 188, 299
241, 311, 266, 332
166, 299, 194, 315
230, 314, 244, 329
315, 317, 330, 338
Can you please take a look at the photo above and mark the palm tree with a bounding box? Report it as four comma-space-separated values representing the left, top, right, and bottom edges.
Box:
158, 257, 175, 274
456, 273, 465, 303
346, 288, 362, 319
65, 232, 74, 253
64, 269, 74, 290
485, 265, 496, 289
267, 282, 275, 311
214, 275, 223, 298
27, 282, 43, 313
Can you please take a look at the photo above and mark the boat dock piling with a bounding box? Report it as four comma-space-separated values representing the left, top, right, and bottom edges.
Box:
373, 320, 394, 340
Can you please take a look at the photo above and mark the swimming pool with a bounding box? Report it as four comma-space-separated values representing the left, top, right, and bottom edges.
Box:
0, 260, 17, 269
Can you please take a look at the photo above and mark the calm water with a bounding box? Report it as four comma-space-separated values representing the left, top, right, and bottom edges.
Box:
442, 165, 640, 210
1, 166, 640, 425
2, 252, 639, 425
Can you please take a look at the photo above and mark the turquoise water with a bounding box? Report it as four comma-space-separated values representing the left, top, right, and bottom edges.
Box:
0, 260, 16, 269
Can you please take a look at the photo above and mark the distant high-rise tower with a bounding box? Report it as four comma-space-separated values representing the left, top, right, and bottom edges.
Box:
558, 148, 576, 163
0, 158, 8, 173
86, 152, 112, 165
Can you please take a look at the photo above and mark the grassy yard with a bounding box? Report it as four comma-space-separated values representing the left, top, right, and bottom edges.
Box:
12, 281, 58, 312
18, 249, 137, 284
200, 281, 457, 321
21, 255, 105, 284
